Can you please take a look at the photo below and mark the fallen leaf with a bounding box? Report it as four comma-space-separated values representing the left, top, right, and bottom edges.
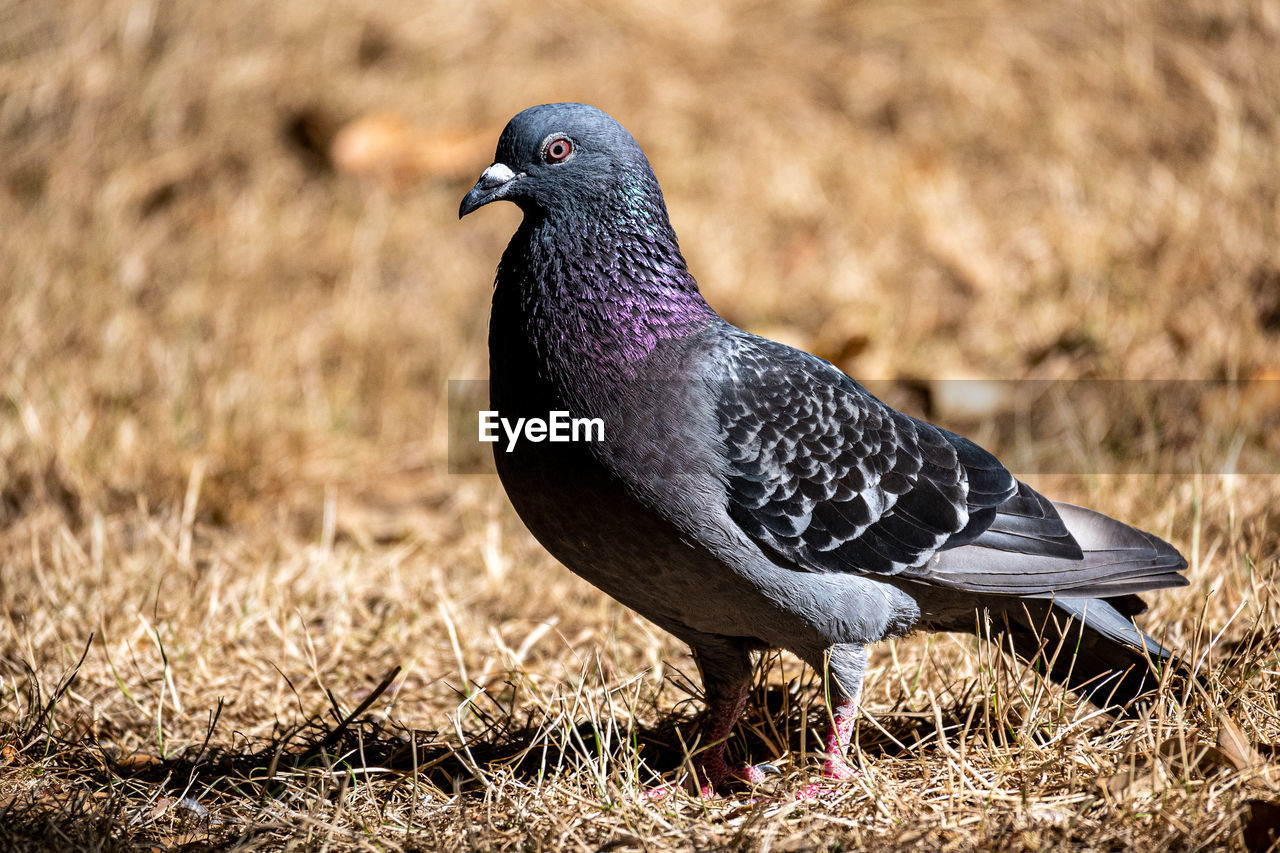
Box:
144, 795, 175, 821
116, 753, 163, 769
1102, 763, 1165, 799
331, 113, 497, 187
1158, 737, 1239, 776
1219, 715, 1262, 772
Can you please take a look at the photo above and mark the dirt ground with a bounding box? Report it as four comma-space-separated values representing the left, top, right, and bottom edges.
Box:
2, 0, 1278, 849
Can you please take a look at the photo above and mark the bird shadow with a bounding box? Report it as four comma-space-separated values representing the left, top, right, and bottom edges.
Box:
10, 663, 982, 792
91, 676, 982, 796
0, 660, 998, 849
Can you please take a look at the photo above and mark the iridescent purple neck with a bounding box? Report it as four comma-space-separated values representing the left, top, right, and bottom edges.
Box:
493, 195, 719, 376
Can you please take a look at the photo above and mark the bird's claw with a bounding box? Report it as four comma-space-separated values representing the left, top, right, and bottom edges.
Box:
644, 761, 783, 800
795, 758, 857, 799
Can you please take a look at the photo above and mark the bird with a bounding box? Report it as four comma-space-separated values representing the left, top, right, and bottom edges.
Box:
459, 102, 1189, 795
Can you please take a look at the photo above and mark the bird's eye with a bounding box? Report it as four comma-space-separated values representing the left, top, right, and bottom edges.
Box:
542, 136, 573, 163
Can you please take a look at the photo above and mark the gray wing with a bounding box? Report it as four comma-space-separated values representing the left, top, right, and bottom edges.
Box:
716, 334, 1187, 598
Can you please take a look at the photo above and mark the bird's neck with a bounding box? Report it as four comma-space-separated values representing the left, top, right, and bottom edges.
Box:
491, 209, 718, 379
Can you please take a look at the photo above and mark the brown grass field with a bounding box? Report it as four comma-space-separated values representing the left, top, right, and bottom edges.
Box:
3, 0, 1280, 849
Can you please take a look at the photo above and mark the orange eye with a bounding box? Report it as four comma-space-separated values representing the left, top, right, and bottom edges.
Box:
543, 137, 573, 163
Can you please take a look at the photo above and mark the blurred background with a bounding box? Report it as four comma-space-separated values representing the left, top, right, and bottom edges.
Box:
3, 0, 1277, 526
1, 0, 1278, 845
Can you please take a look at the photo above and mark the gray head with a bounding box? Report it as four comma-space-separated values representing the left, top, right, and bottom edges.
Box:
458, 103, 664, 223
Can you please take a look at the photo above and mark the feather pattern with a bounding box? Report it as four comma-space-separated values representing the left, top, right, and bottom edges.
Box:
715, 332, 1183, 598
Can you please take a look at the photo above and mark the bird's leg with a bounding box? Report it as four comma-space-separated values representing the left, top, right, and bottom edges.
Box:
689, 663, 752, 793
820, 696, 860, 781
800, 644, 867, 795
649, 638, 774, 797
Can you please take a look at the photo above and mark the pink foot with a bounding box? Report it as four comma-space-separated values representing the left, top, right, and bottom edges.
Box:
644, 762, 780, 799
796, 758, 856, 799
796, 698, 858, 798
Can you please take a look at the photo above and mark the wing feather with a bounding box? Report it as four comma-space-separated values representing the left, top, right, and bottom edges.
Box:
715, 332, 1186, 597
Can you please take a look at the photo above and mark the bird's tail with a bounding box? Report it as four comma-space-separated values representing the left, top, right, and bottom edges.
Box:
985, 596, 1185, 714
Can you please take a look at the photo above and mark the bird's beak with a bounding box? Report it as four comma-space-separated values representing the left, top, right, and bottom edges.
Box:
459, 163, 521, 218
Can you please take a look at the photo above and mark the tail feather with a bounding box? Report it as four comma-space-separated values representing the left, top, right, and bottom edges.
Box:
925, 497, 1191, 711
925, 500, 1189, 599
991, 597, 1184, 714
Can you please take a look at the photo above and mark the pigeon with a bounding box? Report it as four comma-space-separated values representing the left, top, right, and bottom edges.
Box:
459, 103, 1189, 794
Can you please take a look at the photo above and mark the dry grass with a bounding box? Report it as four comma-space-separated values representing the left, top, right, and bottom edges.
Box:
2, 0, 1279, 849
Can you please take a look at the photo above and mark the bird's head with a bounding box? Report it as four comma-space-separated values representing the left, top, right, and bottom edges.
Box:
459, 103, 661, 223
